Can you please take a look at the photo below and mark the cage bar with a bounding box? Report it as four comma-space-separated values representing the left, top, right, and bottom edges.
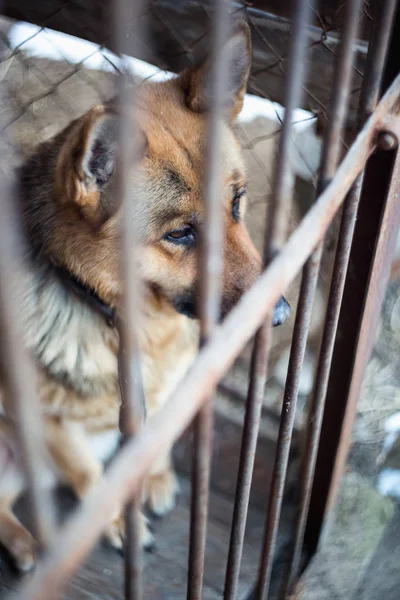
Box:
254, 0, 365, 596
114, 1, 148, 599
0, 177, 55, 553
187, 2, 230, 598
305, 0, 400, 559
224, 2, 314, 598
0, 64, 55, 553
279, 0, 379, 594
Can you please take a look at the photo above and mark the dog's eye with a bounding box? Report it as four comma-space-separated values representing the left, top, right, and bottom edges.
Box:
232, 188, 246, 222
164, 226, 196, 246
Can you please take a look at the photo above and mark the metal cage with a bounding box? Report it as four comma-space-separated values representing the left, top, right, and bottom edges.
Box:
0, 0, 399, 599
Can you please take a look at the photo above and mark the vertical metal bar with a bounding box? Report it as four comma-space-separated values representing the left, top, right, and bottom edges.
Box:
0, 44, 55, 551
223, 2, 314, 599
279, 0, 379, 595
114, 2, 148, 599
187, 2, 230, 598
358, 0, 399, 122
254, 0, 364, 596
304, 0, 399, 559
0, 179, 55, 551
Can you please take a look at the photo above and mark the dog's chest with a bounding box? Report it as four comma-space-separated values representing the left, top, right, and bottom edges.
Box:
36, 312, 119, 398
139, 314, 199, 414
87, 429, 121, 462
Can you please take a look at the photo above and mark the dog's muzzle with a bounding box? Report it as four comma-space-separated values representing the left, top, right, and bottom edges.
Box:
272, 296, 291, 327
172, 290, 291, 327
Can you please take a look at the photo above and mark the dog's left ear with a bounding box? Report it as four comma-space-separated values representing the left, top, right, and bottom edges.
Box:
57, 106, 147, 220
56, 107, 119, 213
180, 21, 251, 120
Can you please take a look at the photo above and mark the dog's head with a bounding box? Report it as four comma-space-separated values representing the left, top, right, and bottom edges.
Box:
45, 23, 290, 326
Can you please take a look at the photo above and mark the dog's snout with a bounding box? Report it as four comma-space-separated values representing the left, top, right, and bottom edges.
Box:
272, 296, 291, 327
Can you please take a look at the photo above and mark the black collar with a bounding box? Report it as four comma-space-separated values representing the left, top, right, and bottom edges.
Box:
54, 264, 146, 423
55, 266, 120, 329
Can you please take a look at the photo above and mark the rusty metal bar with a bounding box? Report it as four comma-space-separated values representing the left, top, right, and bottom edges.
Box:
114, 2, 148, 599
0, 55, 55, 551
259, 0, 364, 596
278, 1, 365, 595
224, 2, 314, 598
187, 2, 230, 598
304, 0, 400, 560
0, 181, 56, 553
18, 71, 400, 600
358, 0, 399, 123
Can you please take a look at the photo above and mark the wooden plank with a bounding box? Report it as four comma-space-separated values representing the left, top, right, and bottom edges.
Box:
0, 410, 298, 599
0, 480, 261, 599
174, 412, 299, 513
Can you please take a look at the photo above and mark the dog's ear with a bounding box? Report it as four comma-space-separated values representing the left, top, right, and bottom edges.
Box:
57, 106, 146, 219
180, 21, 251, 120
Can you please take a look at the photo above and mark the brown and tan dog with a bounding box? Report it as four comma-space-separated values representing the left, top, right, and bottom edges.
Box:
0, 22, 290, 571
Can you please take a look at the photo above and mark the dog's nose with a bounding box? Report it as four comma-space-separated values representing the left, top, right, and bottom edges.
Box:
272, 296, 291, 327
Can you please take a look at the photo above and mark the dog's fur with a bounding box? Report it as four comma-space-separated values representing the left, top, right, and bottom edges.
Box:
0, 22, 290, 571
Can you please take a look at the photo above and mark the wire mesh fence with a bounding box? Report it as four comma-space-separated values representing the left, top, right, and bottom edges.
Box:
0, 1, 374, 175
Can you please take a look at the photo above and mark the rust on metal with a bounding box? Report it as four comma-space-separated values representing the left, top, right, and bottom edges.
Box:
268, 0, 365, 595
0, 177, 56, 551
114, 1, 149, 598
305, 0, 400, 559
0, 78, 55, 550
187, 2, 230, 599
357, 0, 399, 124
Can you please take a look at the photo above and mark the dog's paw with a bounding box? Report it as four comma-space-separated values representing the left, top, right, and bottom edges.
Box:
8, 530, 36, 572
104, 510, 154, 553
144, 468, 180, 518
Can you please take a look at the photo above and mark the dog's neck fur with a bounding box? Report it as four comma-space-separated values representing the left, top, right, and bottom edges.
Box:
15, 136, 119, 398
16, 136, 197, 402
20, 257, 119, 398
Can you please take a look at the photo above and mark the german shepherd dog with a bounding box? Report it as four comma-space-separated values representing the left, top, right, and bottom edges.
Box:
0, 22, 290, 571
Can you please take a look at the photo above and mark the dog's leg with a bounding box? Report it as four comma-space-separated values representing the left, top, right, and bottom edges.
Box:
143, 450, 180, 517
45, 419, 153, 551
105, 509, 154, 553
0, 502, 36, 572
0, 420, 36, 571
45, 418, 103, 499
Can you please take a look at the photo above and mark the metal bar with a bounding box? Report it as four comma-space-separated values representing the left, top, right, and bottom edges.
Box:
358, 0, 399, 123
19, 72, 400, 600
0, 183, 55, 552
224, 2, 313, 598
278, 1, 365, 595
187, 2, 230, 598
114, 2, 148, 599
0, 52, 55, 551
304, 0, 400, 560
254, 252, 320, 600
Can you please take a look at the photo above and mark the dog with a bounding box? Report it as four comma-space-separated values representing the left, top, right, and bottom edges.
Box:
0, 22, 290, 571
